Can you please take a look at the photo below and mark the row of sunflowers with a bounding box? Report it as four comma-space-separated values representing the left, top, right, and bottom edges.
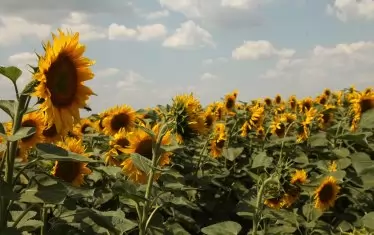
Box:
0, 29, 374, 235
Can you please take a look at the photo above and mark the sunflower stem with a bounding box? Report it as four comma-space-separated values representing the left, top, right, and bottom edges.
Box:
252, 177, 273, 235
139, 123, 169, 235
40, 206, 49, 235
0, 94, 28, 231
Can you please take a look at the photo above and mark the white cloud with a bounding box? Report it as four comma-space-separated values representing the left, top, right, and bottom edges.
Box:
202, 57, 229, 65
200, 72, 218, 81
60, 12, 107, 41
95, 68, 120, 78
8, 52, 37, 65
0, 16, 51, 46
163, 20, 215, 49
221, 0, 260, 9
261, 41, 374, 93
232, 40, 295, 60
144, 10, 170, 20
108, 23, 167, 41
116, 70, 152, 90
327, 0, 374, 22
159, 0, 201, 18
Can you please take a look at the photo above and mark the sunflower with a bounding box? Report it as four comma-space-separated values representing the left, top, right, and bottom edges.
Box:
210, 123, 226, 158
288, 95, 298, 111
248, 104, 265, 129
18, 112, 45, 151
121, 124, 172, 184
316, 94, 328, 105
290, 169, 307, 185
318, 112, 334, 130
224, 90, 238, 112
314, 176, 340, 211
323, 88, 331, 97
328, 161, 337, 172
240, 121, 251, 137
171, 93, 206, 143
299, 97, 314, 113
274, 94, 282, 105
51, 137, 92, 187
102, 105, 136, 136
214, 102, 226, 120
105, 128, 130, 166
296, 123, 310, 143
264, 97, 272, 107
33, 29, 95, 134
270, 116, 286, 138
42, 123, 63, 143
264, 196, 284, 210
203, 107, 216, 129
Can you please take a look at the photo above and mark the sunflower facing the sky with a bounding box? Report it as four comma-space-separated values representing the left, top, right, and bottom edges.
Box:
102, 105, 136, 136
314, 176, 340, 211
33, 29, 95, 135
51, 137, 92, 187
121, 124, 173, 184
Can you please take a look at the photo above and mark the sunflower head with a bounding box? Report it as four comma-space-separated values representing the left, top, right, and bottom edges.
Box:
102, 105, 136, 136
274, 94, 282, 105
314, 176, 340, 211
51, 137, 92, 187
290, 169, 307, 185
204, 107, 216, 129
316, 94, 328, 105
299, 97, 314, 113
288, 95, 298, 111
19, 111, 45, 150
33, 29, 95, 134
224, 90, 238, 111
264, 97, 272, 106
210, 123, 226, 158
264, 196, 284, 210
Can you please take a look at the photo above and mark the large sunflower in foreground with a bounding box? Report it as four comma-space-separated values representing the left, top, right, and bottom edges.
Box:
102, 105, 136, 136
314, 176, 340, 211
121, 124, 173, 184
51, 137, 92, 187
33, 29, 95, 134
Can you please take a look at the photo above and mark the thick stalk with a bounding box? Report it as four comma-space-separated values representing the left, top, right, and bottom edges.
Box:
252, 177, 273, 235
0, 94, 28, 230
40, 206, 48, 235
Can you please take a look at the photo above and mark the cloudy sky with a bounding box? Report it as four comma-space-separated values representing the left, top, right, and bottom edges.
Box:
0, 0, 373, 119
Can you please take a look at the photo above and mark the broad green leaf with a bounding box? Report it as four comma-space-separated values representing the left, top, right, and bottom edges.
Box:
35, 143, 98, 162
266, 225, 297, 234
21, 79, 39, 95
337, 132, 371, 146
293, 151, 309, 165
0, 100, 17, 119
222, 147, 244, 161
165, 222, 190, 235
95, 165, 122, 177
20, 182, 67, 204
136, 124, 156, 139
327, 170, 346, 181
251, 151, 273, 169
302, 204, 322, 221
0, 66, 22, 84
131, 152, 152, 173
359, 109, 374, 129
350, 152, 373, 175
264, 209, 298, 225
337, 158, 351, 169
309, 132, 328, 147
332, 148, 350, 158
201, 221, 242, 235
7, 127, 35, 142
362, 212, 374, 230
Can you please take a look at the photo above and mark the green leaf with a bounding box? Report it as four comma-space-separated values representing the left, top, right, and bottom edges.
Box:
36, 143, 98, 162
359, 109, 374, 129
165, 221, 190, 235
309, 132, 328, 147
95, 166, 122, 177
0, 227, 22, 235
136, 124, 156, 140
222, 147, 244, 161
332, 148, 350, 158
337, 158, 351, 169
251, 151, 273, 169
337, 132, 371, 146
302, 204, 322, 221
7, 127, 36, 142
350, 152, 373, 175
0, 66, 22, 84
362, 212, 374, 230
266, 225, 297, 234
327, 170, 346, 181
19, 177, 67, 204
201, 221, 242, 235
0, 100, 17, 119
131, 153, 152, 173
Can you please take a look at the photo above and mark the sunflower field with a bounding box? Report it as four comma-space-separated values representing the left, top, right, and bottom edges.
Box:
1, 30, 374, 235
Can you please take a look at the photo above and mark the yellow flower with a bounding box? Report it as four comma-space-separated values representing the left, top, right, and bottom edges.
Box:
19, 112, 45, 149
288, 95, 298, 111
299, 97, 314, 113
270, 116, 286, 138
33, 29, 95, 134
290, 169, 307, 185
203, 107, 216, 129
105, 128, 130, 166
296, 123, 310, 143
51, 137, 92, 187
349, 90, 374, 131
210, 123, 226, 158
274, 94, 282, 105
264, 97, 272, 106
264, 196, 284, 210
240, 121, 251, 137
314, 176, 340, 211
323, 88, 331, 97
328, 161, 337, 172
121, 124, 172, 184
224, 90, 238, 111
42, 123, 63, 143
102, 105, 136, 136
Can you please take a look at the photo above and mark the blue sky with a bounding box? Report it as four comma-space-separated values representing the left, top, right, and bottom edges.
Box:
0, 0, 373, 119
